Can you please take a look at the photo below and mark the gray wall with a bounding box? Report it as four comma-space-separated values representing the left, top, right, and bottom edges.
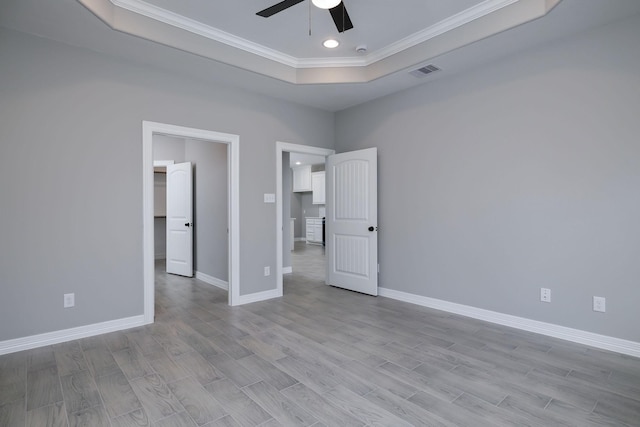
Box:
335, 14, 640, 342
185, 139, 228, 281
0, 28, 333, 341
291, 192, 303, 238
282, 152, 292, 267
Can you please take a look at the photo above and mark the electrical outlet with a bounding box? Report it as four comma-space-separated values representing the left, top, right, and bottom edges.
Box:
593, 296, 606, 312
64, 293, 75, 308
264, 266, 270, 276
540, 288, 551, 303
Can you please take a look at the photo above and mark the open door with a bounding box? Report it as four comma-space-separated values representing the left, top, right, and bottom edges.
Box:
166, 162, 193, 277
326, 148, 378, 296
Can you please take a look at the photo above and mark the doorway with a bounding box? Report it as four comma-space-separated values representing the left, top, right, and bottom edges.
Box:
276, 142, 334, 296
143, 121, 240, 325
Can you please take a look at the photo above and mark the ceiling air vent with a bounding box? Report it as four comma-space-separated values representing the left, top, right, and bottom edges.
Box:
409, 64, 441, 78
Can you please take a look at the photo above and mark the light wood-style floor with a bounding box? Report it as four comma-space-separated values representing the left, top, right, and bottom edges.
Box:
1, 242, 640, 426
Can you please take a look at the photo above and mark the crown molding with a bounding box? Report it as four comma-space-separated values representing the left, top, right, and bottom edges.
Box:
112, 0, 301, 67
111, 0, 520, 69
79, 0, 559, 84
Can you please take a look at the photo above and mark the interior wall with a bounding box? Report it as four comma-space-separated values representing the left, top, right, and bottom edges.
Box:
0, 27, 334, 342
185, 138, 228, 281
282, 152, 292, 267
335, 14, 640, 342
291, 192, 303, 238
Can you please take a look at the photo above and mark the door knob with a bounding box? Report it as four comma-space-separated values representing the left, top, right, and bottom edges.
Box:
368, 226, 375, 232
185, 223, 192, 227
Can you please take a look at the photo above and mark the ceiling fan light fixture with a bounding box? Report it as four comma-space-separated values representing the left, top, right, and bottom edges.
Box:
312, 0, 341, 10
323, 39, 339, 48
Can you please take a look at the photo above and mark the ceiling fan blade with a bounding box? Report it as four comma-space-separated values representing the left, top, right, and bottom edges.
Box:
329, 2, 353, 32
256, 0, 305, 18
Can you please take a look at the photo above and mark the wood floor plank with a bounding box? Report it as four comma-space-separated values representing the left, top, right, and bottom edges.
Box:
53, 341, 89, 376
279, 382, 365, 427
26, 401, 68, 427
147, 354, 191, 384
60, 369, 102, 414
84, 347, 120, 378
592, 391, 640, 426
363, 387, 455, 427
203, 379, 272, 427
26, 366, 63, 411
27, 346, 58, 372
236, 354, 298, 391
152, 411, 197, 427
243, 380, 317, 426
0, 399, 25, 427
166, 376, 227, 426
173, 351, 225, 386
110, 408, 151, 427
321, 384, 413, 426
130, 373, 184, 422
210, 333, 253, 360
67, 405, 111, 427
94, 369, 142, 418
205, 353, 260, 388
113, 345, 155, 381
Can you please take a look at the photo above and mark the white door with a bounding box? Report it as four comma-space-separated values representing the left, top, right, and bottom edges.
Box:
326, 148, 378, 296
166, 162, 193, 277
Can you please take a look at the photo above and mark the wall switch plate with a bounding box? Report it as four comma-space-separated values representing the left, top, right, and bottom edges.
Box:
593, 296, 606, 312
540, 288, 551, 303
264, 266, 270, 276
264, 193, 275, 203
64, 293, 75, 308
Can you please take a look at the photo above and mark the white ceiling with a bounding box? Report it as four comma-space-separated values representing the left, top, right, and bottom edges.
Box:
132, 0, 484, 59
290, 153, 326, 167
1, 0, 640, 111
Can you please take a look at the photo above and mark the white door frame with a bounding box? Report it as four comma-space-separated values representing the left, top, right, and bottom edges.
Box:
143, 121, 240, 325
276, 141, 335, 296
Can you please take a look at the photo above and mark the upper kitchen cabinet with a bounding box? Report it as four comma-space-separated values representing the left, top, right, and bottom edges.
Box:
312, 171, 325, 205
292, 164, 312, 192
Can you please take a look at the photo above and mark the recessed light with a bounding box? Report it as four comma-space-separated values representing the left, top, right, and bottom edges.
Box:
323, 39, 339, 49
312, 0, 341, 9
295, 162, 301, 165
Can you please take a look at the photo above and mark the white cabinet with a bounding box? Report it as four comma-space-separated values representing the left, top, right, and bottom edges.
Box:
311, 171, 325, 205
292, 165, 312, 192
306, 218, 323, 244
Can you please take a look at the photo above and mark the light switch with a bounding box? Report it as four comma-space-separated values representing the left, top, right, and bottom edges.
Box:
264, 193, 276, 203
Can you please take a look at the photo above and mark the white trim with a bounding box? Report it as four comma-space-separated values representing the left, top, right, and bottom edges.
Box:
294, 237, 306, 242
379, 287, 640, 358
276, 142, 335, 298
143, 121, 240, 321
0, 315, 146, 356
153, 160, 174, 167
236, 289, 281, 306
195, 271, 229, 291
154, 253, 166, 260
283, 266, 292, 274
109, 0, 519, 69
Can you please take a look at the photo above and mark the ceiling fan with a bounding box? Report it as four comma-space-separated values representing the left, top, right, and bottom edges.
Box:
257, 0, 354, 33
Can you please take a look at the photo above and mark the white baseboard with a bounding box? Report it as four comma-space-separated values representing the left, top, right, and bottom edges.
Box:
155, 253, 166, 260
195, 271, 228, 291
0, 315, 147, 356
294, 237, 305, 242
236, 289, 281, 306
379, 287, 640, 358
283, 266, 292, 274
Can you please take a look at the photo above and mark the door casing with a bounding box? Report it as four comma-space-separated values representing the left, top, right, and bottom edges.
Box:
276, 141, 334, 296
143, 121, 240, 325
